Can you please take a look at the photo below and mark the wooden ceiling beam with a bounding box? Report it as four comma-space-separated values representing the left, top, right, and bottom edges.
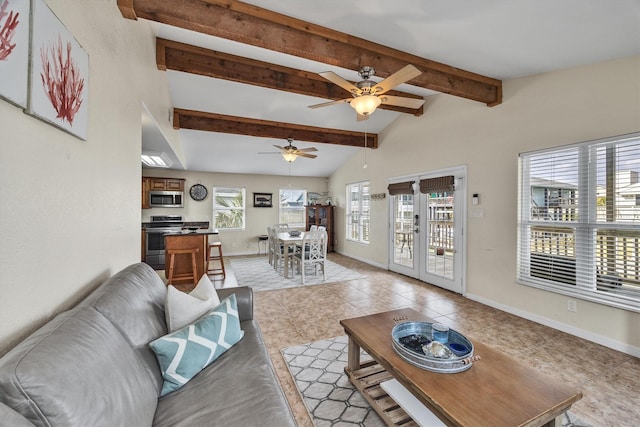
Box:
173, 109, 378, 148
157, 38, 423, 116
118, 0, 502, 106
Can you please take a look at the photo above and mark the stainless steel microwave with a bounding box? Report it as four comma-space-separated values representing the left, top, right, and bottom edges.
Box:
149, 191, 184, 208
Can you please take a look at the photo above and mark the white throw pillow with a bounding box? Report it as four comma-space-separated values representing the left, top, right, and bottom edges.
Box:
165, 275, 221, 332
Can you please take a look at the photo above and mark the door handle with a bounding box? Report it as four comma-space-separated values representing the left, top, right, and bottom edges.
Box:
414, 228, 419, 233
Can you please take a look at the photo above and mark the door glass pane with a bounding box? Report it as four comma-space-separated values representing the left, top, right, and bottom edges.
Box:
425, 191, 454, 279
393, 194, 414, 267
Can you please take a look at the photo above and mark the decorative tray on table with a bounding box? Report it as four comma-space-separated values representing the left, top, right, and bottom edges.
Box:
391, 319, 478, 373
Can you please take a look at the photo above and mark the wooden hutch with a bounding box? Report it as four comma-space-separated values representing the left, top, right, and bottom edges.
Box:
305, 204, 335, 252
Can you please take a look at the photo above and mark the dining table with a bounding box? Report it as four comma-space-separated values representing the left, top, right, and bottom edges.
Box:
276, 231, 305, 278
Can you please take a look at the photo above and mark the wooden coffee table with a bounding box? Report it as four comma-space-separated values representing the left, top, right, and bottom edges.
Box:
340, 308, 582, 427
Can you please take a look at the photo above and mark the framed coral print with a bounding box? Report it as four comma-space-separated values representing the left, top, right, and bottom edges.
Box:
0, 0, 30, 107
28, 0, 89, 140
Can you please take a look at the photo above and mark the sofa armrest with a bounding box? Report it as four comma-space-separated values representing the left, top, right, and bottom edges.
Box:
217, 286, 253, 321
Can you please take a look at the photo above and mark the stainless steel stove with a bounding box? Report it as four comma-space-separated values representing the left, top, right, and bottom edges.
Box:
144, 215, 184, 269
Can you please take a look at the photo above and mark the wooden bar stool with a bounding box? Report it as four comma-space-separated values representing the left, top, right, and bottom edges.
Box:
166, 248, 199, 286
206, 241, 226, 279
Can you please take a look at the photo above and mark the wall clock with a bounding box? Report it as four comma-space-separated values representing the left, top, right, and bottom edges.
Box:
189, 184, 208, 201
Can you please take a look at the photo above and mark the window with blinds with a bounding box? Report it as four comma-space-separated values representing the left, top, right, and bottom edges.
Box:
346, 181, 370, 243
517, 133, 640, 312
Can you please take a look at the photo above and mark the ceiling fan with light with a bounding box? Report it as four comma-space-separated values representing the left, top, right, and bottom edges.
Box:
259, 138, 318, 162
309, 64, 426, 121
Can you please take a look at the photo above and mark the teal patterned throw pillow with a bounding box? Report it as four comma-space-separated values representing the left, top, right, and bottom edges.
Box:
149, 294, 244, 396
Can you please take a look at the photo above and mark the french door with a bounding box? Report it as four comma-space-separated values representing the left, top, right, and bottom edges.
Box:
389, 167, 466, 294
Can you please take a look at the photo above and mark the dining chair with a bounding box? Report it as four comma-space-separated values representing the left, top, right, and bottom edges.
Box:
274, 223, 289, 232
293, 230, 327, 284
309, 225, 318, 231
268, 226, 294, 273
266, 226, 275, 266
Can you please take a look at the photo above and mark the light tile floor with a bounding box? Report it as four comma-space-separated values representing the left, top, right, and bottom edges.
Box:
248, 253, 639, 427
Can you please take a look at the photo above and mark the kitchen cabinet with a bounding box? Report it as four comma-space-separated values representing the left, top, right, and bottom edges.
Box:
148, 177, 184, 191
141, 178, 150, 209
305, 205, 335, 252
164, 230, 219, 286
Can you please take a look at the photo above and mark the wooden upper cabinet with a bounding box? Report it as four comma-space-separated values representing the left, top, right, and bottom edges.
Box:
141, 178, 151, 209
165, 179, 184, 191
148, 177, 184, 191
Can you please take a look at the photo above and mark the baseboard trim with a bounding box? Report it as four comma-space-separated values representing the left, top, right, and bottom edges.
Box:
466, 293, 640, 358
335, 250, 387, 270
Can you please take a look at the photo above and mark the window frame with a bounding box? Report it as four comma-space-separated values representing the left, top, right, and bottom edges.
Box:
346, 181, 370, 244
212, 186, 246, 230
278, 188, 307, 228
517, 133, 640, 312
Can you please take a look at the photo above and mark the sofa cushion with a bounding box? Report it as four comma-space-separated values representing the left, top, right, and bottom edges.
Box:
0, 307, 158, 427
165, 274, 220, 332
153, 320, 296, 427
150, 294, 244, 396
88, 262, 168, 393
0, 401, 33, 427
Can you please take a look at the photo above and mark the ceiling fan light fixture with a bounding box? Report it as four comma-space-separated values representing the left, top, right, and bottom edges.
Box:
350, 95, 381, 116
282, 151, 297, 162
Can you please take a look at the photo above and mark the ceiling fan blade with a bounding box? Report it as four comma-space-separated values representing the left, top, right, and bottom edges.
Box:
380, 95, 426, 109
273, 145, 287, 151
372, 64, 422, 95
356, 113, 370, 122
297, 153, 317, 159
308, 98, 351, 109
298, 147, 318, 152
319, 71, 360, 94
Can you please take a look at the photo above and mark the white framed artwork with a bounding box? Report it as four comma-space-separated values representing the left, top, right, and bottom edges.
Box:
28, 0, 88, 140
0, 0, 30, 107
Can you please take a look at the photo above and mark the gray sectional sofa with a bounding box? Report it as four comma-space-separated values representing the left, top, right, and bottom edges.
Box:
0, 263, 296, 426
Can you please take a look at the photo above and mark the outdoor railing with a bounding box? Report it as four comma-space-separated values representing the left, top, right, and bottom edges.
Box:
529, 225, 640, 290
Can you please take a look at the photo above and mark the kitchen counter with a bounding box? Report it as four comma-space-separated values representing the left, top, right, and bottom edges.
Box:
164, 228, 219, 236
164, 230, 219, 285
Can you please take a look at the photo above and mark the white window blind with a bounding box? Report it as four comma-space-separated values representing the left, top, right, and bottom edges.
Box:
518, 133, 640, 312
346, 181, 370, 243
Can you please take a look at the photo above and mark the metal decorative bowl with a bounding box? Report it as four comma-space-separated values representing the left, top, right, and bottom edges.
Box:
391, 321, 475, 373
288, 230, 301, 237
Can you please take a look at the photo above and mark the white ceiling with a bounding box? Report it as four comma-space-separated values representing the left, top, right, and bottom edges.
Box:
141, 0, 640, 177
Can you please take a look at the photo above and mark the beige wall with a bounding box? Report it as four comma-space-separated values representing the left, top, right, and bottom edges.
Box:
142, 169, 328, 255
0, 0, 178, 354
329, 56, 640, 355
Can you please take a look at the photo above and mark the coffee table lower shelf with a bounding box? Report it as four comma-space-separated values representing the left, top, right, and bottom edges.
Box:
345, 359, 419, 427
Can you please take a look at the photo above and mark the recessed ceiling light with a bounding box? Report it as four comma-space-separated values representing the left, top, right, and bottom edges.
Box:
141, 151, 172, 168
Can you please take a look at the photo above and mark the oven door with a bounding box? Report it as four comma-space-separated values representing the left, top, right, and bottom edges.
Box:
145, 229, 177, 268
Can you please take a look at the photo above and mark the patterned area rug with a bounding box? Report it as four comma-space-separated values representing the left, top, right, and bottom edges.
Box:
282, 336, 591, 427
227, 257, 365, 291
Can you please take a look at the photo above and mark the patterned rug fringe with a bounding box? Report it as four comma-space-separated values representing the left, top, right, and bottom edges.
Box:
228, 257, 365, 291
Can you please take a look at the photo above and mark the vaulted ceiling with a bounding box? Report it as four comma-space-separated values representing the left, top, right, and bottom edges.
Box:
123, 0, 640, 177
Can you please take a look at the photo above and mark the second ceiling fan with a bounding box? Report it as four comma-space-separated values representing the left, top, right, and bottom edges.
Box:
309, 64, 426, 121
260, 138, 317, 162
